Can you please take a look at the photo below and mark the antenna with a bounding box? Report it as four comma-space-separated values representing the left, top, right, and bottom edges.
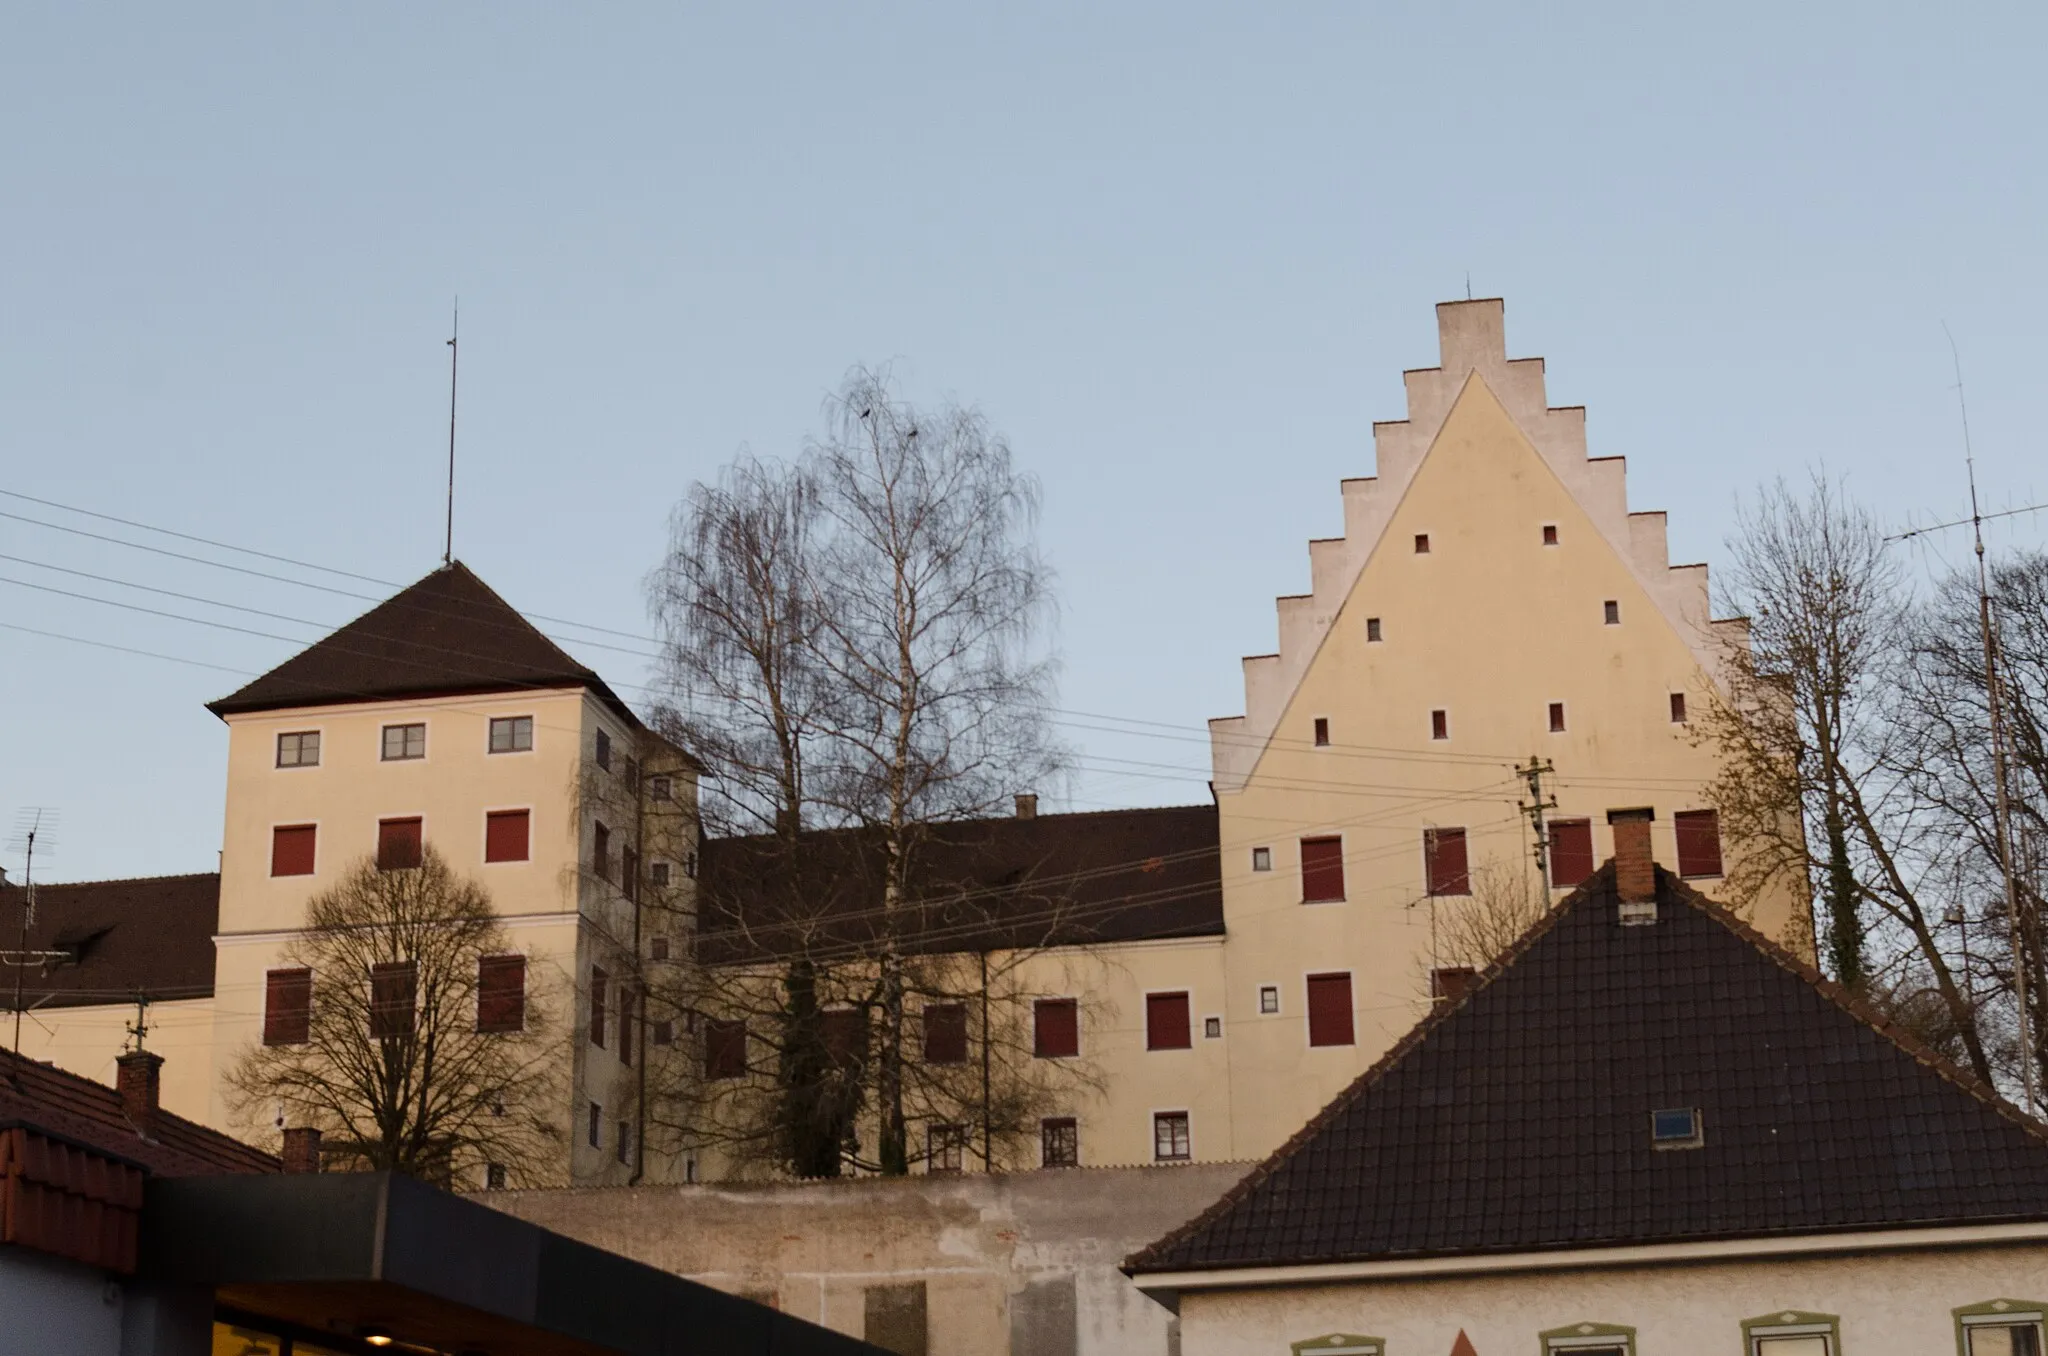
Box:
8, 808, 57, 1058
445, 299, 459, 567
1945, 323, 2037, 1114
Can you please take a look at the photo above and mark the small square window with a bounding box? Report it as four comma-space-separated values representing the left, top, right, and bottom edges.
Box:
485, 1162, 507, 1190
1670, 692, 1688, 723
1413, 533, 1430, 554
381, 723, 426, 761
595, 729, 613, 771
1153, 1111, 1191, 1161
650, 860, 672, 888
1313, 717, 1330, 747
1041, 1117, 1078, 1168
1366, 616, 1382, 643
1251, 846, 1272, 872
649, 774, 673, 801
489, 715, 534, 753
1203, 1015, 1222, 1039
1543, 523, 1559, 546
649, 935, 670, 961
1549, 702, 1567, 733
1431, 709, 1449, 741
276, 731, 320, 768
652, 1019, 674, 1046
1651, 1106, 1703, 1148
1259, 985, 1279, 1015
927, 1123, 966, 1173
1603, 599, 1621, 625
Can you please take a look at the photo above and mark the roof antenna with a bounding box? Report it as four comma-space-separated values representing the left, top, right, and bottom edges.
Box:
444, 299, 459, 568
8, 808, 57, 1059
1465, 271, 1472, 301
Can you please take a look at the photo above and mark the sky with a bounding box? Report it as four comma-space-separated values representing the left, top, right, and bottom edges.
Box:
4, 4, 2045, 883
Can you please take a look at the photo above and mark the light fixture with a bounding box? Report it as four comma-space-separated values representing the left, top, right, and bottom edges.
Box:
362, 1330, 395, 1348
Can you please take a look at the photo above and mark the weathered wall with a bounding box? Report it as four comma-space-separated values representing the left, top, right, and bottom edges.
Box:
484, 1161, 1249, 1356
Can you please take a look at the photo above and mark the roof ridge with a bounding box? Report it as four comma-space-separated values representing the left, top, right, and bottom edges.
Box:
0, 871, 220, 890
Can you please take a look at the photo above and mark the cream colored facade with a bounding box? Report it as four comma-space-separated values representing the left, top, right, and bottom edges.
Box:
12, 996, 216, 1123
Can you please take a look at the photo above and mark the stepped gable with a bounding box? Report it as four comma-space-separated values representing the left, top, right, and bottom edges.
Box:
0, 873, 219, 1009
0, 1051, 276, 1179
1209, 299, 1750, 792
1128, 863, 2048, 1274
697, 804, 1223, 963
207, 560, 637, 723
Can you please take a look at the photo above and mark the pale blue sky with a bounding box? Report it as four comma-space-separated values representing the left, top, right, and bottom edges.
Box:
4, 5, 2044, 882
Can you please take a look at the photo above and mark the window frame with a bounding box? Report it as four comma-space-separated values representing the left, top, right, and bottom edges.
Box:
1365, 616, 1383, 643
484, 807, 532, 864
1152, 1109, 1192, 1162
926, 1122, 966, 1173
1292, 1338, 1383, 1356
1312, 716, 1330, 747
704, 1017, 748, 1080
1651, 1106, 1705, 1150
275, 730, 322, 769
587, 1101, 602, 1149
1670, 690, 1689, 724
1251, 846, 1272, 873
594, 728, 613, 772
1033, 996, 1080, 1059
270, 823, 318, 878
1413, 532, 1430, 554
376, 816, 425, 872
589, 966, 608, 1050
263, 968, 312, 1046
1300, 834, 1346, 903
1305, 971, 1355, 1048
922, 1002, 969, 1065
1539, 1321, 1636, 1354
1258, 984, 1280, 1015
1430, 708, 1449, 741
1145, 990, 1193, 1051
380, 722, 427, 762
1542, 523, 1559, 546
1040, 1116, 1078, 1168
1548, 700, 1567, 733
476, 954, 527, 1034
369, 960, 417, 1040
1955, 1299, 2048, 1355
1423, 825, 1472, 897
1742, 1311, 1841, 1356
648, 774, 673, 801
1548, 817, 1595, 890
487, 715, 535, 755
1675, 808, 1724, 879
1603, 599, 1621, 625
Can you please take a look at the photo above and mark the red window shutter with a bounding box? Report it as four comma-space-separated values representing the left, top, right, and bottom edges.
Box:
922, 1004, 967, 1064
271, 825, 317, 877
1548, 819, 1595, 889
705, 1019, 747, 1080
264, 968, 312, 1045
1300, 836, 1345, 902
370, 961, 416, 1039
1034, 998, 1079, 1058
1424, 827, 1471, 896
1675, 810, 1723, 878
1306, 973, 1354, 1047
1145, 992, 1191, 1051
822, 1008, 867, 1066
477, 955, 526, 1033
485, 810, 530, 863
589, 967, 608, 1049
377, 818, 423, 871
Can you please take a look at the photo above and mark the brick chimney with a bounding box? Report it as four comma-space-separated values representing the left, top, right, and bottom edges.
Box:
1431, 966, 1478, 1005
1014, 793, 1038, 820
1607, 807, 1657, 923
281, 1127, 323, 1174
115, 1050, 164, 1135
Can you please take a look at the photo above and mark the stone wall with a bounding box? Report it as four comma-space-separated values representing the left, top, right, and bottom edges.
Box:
485, 1161, 1251, 1356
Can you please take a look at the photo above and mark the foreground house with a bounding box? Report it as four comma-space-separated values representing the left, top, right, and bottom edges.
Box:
1125, 822, 2048, 1355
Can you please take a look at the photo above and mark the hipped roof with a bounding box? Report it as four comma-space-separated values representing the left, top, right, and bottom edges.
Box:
0, 873, 220, 1010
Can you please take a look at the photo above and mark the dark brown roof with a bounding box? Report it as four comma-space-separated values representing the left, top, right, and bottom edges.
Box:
0, 873, 219, 1011
1128, 863, 2048, 1274
205, 560, 638, 725
697, 804, 1223, 963
0, 1053, 276, 1178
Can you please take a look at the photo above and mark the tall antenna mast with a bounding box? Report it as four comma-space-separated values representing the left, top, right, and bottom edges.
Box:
1945, 323, 2036, 1113
444, 299, 459, 567
9, 811, 50, 1058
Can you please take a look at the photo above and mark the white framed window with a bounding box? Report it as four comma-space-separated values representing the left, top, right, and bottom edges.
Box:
1251, 846, 1272, 872
1958, 1302, 2047, 1356
1293, 1338, 1383, 1356
488, 715, 534, 753
1542, 1322, 1635, 1355
1258, 984, 1280, 1015
1744, 1311, 1840, 1355
649, 774, 673, 801
649, 860, 672, 888
1203, 1015, 1222, 1039
1152, 1110, 1191, 1162
276, 731, 320, 768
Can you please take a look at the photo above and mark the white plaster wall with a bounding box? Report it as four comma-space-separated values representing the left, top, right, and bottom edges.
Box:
0, 1248, 124, 1356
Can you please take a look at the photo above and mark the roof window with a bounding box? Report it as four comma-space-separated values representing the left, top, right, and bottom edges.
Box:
1650, 1106, 1703, 1149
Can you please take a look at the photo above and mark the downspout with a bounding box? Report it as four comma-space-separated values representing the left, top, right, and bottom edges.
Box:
631, 737, 649, 1185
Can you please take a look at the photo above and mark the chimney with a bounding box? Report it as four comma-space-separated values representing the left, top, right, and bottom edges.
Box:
116, 1050, 164, 1135
1431, 966, 1478, 1005
1607, 807, 1657, 923
1014, 793, 1038, 821
281, 1127, 323, 1174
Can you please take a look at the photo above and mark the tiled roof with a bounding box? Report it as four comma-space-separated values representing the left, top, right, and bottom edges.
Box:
0, 873, 219, 1010
697, 805, 1223, 963
205, 560, 638, 724
1128, 864, 2048, 1273
0, 1053, 276, 1178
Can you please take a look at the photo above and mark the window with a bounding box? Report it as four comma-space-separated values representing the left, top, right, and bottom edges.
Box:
1675, 809, 1723, 878
927, 1123, 965, 1173
270, 824, 317, 877
1259, 985, 1280, 1014
822, 1008, 865, 1066
1291, 1339, 1383, 1356
484, 809, 530, 863
370, 961, 416, 1039
1540, 1323, 1635, 1355
923, 1004, 968, 1064
488, 716, 533, 753
1313, 717, 1330, 747
1670, 691, 1688, 723
263, 968, 311, 1046
1549, 818, 1595, 889
1366, 616, 1382, 642
276, 731, 320, 768
1146, 992, 1192, 1050
1543, 523, 1559, 546
1251, 846, 1272, 872
1603, 599, 1621, 625
652, 1019, 674, 1046
649, 935, 670, 961
1548, 701, 1567, 733
477, 955, 526, 1033
587, 1101, 601, 1148
1033, 998, 1079, 1058
377, 817, 423, 871
1041, 1117, 1078, 1168
705, 1019, 747, 1079
649, 860, 671, 888
1204, 1015, 1222, 1039
1300, 835, 1345, 902
616, 1121, 631, 1165
381, 723, 426, 761
1743, 1312, 1841, 1356
595, 729, 612, 771
1651, 1106, 1704, 1149
485, 1163, 507, 1190
1431, 709, 1449, 740
589, 967, 608, 1049
684, 851, 698, 879
591, 822, 611, 881
1153, 1111, 1191, 1161
623, 847, 639, 901
1413, 533, 1430, 554
1958, 1303, 2047, 1356
649, 774, 673, 801
1306, 973, 1354, 1047
1424, 826, 1471, 896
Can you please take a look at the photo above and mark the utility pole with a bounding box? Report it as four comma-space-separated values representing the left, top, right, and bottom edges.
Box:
444, 300, 459, 567
1517, 757, 1558, 889
126, 994, 151, 1053
10, 817, 44, 1057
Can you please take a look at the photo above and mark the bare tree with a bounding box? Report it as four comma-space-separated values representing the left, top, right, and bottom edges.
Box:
225, 848, 561, 1183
